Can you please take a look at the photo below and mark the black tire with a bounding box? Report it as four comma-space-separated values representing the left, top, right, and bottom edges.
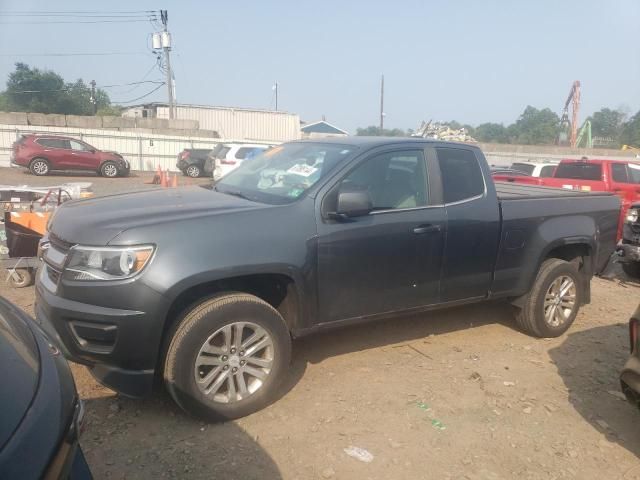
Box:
515, 258, 583, 338
622, 262, 640, 280
100, 161, 119, 178
185, 164, 202, 178
164, 292, 291, 421
8, 268, 33, 288
29, 158, 50, 176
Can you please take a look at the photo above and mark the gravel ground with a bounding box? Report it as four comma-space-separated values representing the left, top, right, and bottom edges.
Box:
1, 167, 640, 480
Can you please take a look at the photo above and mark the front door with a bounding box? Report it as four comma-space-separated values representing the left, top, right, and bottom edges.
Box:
68, 140, 99, 170
316, 148, 446, 323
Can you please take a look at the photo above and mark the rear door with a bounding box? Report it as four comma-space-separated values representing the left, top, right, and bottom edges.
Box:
434, 146, 501, 302
316, 147, 446, 322
67, 140, 99, 170
35, 138, 71, 168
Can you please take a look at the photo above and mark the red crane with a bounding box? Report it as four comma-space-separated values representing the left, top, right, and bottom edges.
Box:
559, 81, 581, 148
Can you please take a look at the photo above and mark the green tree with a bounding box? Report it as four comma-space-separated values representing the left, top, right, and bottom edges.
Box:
588, 107, 626, 140
620, 110, 640, 147
1, 62, 111, 115
474, 123, 509, 143
356, 125, 406, 137
510, 106, 560, 145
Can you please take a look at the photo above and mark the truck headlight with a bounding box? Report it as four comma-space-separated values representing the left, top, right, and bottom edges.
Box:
63, 245, 154, 281
627, 208, 639, 224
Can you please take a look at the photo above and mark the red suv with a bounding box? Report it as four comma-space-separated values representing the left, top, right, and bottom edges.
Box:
11, 134, 130, 177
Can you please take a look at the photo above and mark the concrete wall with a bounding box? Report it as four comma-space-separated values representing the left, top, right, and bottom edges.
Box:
0, 111, 215, 137
478, 142, 638, 166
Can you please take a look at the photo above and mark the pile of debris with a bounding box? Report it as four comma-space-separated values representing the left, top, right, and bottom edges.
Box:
411, 120, 477, 142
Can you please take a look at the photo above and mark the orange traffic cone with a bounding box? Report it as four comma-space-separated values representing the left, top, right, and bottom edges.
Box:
171, 173, 178, 188
160, 168, 168, 188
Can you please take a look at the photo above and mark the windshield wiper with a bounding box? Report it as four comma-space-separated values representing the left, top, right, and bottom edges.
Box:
214, 186, 255, 202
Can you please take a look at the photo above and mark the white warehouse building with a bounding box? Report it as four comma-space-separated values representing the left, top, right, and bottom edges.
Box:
123, 103, 301, 143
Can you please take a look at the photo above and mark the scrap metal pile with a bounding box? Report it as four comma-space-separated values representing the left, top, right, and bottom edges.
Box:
411, 120, 477, 142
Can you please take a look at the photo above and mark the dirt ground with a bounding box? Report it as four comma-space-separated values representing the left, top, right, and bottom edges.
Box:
2, 167, 640, 479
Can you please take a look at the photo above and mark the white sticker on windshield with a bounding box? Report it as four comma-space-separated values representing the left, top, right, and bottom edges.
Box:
287, 164, 318, 177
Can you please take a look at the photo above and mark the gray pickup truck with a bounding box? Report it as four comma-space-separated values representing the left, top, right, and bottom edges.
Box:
35, 137, 620, 420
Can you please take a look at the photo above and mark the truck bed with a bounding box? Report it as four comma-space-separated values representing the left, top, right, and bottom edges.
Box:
495, 182, 614, 200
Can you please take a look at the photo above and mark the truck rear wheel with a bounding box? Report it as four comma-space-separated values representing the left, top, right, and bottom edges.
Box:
515, 258, 583, 338
164, 292, 291, 421
622, 262, 640, 280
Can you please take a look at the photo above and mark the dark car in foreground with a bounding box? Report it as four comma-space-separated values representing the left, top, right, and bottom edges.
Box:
35, 137, 620, 421
617, 203, 640, 279
0, 296, 91, 479
11, 134, 130, 177
621, 305, 640, 408
176, 148, 213, 178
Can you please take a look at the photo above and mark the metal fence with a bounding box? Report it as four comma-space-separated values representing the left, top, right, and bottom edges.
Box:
0, 124, 273, 171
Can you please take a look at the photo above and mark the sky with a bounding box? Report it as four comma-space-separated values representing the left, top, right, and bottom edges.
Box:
0, 0, 638, 134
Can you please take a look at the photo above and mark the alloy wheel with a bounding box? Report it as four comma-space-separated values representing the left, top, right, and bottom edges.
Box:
194, 322, 274, 403
543, 276, 576, 327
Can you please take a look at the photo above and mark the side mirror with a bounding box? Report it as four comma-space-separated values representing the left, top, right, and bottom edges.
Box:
90, 149, 96, 154
332, 185, 373, 219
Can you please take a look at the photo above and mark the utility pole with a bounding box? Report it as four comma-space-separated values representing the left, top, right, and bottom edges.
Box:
89, 79, 97, 115
160, 9, 175, 119
274, 81, 278, 111
379, 74, 384, 132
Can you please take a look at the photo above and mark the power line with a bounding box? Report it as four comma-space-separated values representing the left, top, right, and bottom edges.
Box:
0, 14, 155, 18
0, 20, 151, 24
0, 10, 155, 14
0, 52, 149, 57
112, 83, 165, 104
100, 80, 164, 88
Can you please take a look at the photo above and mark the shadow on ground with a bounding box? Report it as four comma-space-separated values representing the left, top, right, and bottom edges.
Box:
82, 392, 282, 480
293, 301, 516, 365
549, 322, 640, 458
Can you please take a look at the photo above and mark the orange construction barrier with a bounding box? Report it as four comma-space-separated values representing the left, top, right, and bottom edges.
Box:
160, 169, 168, 188
9, 211, 50, 235
171, 173, 178, 188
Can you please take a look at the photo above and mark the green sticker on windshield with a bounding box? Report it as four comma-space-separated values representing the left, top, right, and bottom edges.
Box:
288, 188, 304, 197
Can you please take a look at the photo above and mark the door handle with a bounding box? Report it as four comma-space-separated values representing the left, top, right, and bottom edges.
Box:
412, 224, 441, 234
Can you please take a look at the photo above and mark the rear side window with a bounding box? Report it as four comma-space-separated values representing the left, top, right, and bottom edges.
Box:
611, 163, 629, 183
554, 163, 602, 181
539, 165, 556, 177
436, 148, 484, 203
36, 138, 69, 149
235, 147, 261, 160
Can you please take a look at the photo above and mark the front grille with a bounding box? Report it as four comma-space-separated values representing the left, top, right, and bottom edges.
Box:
48, 232, 74, 253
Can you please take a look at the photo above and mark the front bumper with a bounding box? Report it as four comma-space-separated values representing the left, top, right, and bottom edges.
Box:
621, 354, 640, 409
617, 243, 640, 263
35, 273, 163, 397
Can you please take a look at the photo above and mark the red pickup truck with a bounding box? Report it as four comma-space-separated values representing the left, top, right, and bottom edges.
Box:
494, 158, 640, 238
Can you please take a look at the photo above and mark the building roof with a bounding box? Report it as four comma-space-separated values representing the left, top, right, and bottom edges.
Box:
126, 102, 295, 116
300, 120, 348, 135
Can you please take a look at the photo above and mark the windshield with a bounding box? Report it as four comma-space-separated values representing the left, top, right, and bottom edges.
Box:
511, 163, 535, 175
215, 143, 357, 204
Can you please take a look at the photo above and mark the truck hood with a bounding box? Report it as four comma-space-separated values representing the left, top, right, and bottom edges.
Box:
49, 186, 268, 245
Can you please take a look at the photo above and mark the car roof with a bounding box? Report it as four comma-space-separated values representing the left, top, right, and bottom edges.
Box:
560, 158, 640, 165
26, 134, 76, 141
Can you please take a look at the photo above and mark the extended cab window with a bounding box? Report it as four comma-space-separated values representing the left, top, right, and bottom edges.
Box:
436, 148, 484, 203
341, 150, 428, 210
512, 163, 535, 175
235, 147, 259, 159
612, 163, 640, 184
555, 163, 601, 181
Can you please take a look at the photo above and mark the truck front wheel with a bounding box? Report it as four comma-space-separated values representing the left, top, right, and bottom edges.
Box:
622, 262, 640, 280
164, 292, 292, 421
515, 258, 583, 338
